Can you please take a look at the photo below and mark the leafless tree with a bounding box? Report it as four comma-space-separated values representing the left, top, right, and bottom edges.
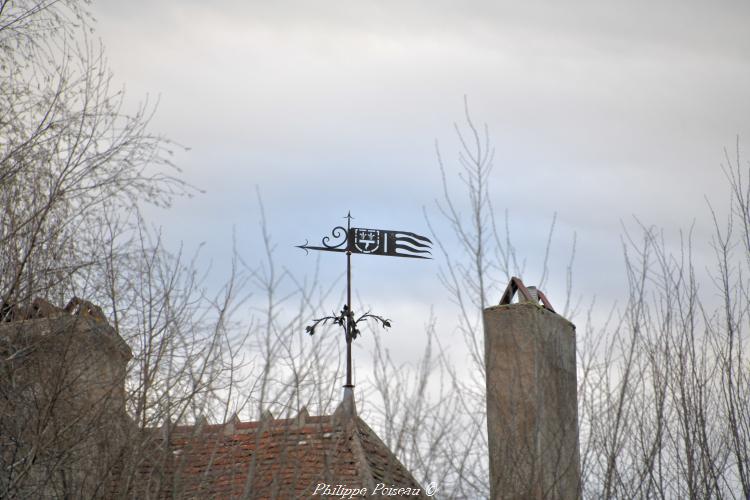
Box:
368, 101, 750, 500
0, 4, 344, 496
0, 0, 190, 312
5, 2, 749, 499
0, 1, 242, 496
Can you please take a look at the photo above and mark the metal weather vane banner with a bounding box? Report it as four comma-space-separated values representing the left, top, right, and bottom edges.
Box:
297, 212, 431, 391
298, 225, 432, 259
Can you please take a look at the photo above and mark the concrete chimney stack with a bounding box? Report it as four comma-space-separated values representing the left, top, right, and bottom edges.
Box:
483, 277, 580, 499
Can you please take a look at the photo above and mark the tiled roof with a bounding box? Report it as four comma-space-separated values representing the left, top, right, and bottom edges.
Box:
133, 399, 425, 499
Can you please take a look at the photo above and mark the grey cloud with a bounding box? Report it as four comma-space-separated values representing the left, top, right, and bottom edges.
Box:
91, 0, 750, 340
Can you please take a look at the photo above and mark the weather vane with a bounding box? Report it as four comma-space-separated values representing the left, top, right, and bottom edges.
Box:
297, 212, 432, 392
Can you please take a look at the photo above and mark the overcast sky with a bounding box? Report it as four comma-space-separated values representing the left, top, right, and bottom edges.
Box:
91, 1, 750, 370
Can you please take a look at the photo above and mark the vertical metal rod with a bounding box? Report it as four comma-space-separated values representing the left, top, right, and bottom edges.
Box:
345, 213, 353, 389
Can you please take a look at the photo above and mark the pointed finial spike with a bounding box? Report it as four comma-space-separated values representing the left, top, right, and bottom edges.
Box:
296, 240, 310, 255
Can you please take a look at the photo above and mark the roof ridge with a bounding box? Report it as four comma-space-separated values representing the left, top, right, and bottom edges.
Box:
346, 418, 377, 492
352, 417, 427, 498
